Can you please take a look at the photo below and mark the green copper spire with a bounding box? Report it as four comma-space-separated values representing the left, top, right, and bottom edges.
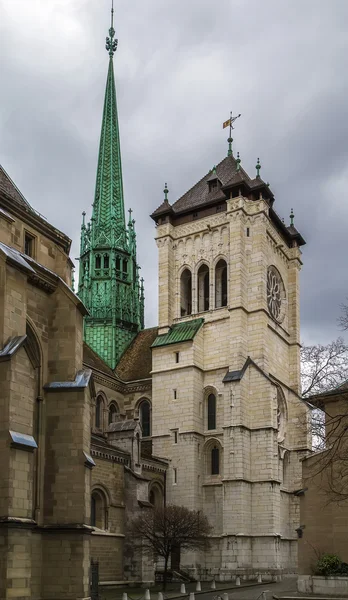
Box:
227, 137, 233, 157
78, 4, 144, 369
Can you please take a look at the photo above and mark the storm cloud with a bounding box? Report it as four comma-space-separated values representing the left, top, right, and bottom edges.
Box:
1, 0, 348, 344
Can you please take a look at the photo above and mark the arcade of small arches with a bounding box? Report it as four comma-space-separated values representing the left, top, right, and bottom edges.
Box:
180, 258, 227, 317
94, 394, 152, 437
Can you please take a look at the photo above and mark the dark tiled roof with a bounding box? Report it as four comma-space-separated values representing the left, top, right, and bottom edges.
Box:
152, 318, 204, 348
151, 199, 173, 218
115, 327, 158, 382
167, 155, 272, 216
83, 343, 115, 377
0, 165, 33, 210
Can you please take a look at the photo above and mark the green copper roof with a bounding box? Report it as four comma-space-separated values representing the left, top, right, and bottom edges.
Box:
152, 318, 204, 348
77, 10, 144, 369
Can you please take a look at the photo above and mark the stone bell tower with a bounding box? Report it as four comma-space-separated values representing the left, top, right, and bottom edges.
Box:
150, 135, 310, 578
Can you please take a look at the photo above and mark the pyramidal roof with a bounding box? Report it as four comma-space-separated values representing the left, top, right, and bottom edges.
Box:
151, 154, 272, 218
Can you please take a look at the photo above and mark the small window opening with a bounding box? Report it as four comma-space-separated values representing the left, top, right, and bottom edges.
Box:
103, 254, 109, 269
173, 389, 177, 400
95, 255, 101, 269
116, 256, 121, 272
174, 430, 178, 444
95, 396, 103, 429
211, 446, 220, 475
139, 400, 151, 437
24, 233, 35, 257
216, 204, 223, 212
108, 403, 118, 425
246, 227, 250, 237
198, 264, 210, 312
193, 212, 198, 219
173, 468, 177, 484
175, 352, 180, 363
123, 259, 128, 273
215, 259, 228, 308
207, 394, 216, 430
180, 269, 192, 316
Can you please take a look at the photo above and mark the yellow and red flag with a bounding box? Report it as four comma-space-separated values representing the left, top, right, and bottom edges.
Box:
223, 118, 231, 129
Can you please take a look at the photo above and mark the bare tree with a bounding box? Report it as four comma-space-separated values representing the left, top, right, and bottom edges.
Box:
338, 301, 348, 331
301, 337, 348, 502
301, 337, 348, 398
129, 504, 211, 590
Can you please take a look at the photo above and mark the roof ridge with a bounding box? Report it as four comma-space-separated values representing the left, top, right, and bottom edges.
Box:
0, 164, 33, 210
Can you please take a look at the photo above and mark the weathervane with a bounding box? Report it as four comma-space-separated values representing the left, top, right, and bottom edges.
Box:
106, 0, 118, 57
223, 111, 241, 157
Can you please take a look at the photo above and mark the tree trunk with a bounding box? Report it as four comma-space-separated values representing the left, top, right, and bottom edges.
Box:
163, 555, 169, 592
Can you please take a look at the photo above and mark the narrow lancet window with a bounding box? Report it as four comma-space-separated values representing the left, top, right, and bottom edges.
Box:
207, 394, 216, 430
211, 446, 220, 475
197, 264, 210, 312
180, 269, 192, 316
215, 259, 228, 308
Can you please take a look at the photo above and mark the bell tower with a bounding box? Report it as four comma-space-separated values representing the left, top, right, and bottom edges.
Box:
78, 4, 144, 368
150, 133, 310, 578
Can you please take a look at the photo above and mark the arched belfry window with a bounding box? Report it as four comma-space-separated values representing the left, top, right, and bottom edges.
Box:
108, 403, 118, 425
180, 269, 192, 316
207, 394, 216, 430
215, 259, 227, 308
95, 396, 103, 429
211, 446, 220, 475
198, 264, 210, 312
103, 254, 110, 269
95, 254, 101, 270
139, 400, 151, 437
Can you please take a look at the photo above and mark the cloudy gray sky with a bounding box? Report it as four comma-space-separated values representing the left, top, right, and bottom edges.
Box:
1, 0, 348, 344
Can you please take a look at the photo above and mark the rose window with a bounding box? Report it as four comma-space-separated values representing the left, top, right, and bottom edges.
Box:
267, 266, 286, 323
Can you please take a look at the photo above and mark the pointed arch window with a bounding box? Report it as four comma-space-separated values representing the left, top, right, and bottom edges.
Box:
103, 254, 110, 269
198, 264, 210, 312
180, 269, 192, 316
207, 394, 216, 430
116, 256, 121, 273
211, 446, 220, 475
95, 396, 103, 429
139, 400, 151, 437
215, 259, 227, 308
108, 403, 118, 425
95, 255, 101, 270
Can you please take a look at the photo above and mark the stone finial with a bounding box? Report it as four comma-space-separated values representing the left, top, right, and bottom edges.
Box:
290, 208, 294, 226
256, 157, 261, 178
236, 152, 241, 172
164, 183, 169, 202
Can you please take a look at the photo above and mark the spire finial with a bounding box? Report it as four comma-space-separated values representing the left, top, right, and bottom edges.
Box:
290, 208, 294, 226
256, 157, 261, 179
82, 211, 86, 227
128, 207, 133, 226
164, 182, 169, 202
106, 0, 118, 57
223, 110, 241, 157
236, 151, 241, 171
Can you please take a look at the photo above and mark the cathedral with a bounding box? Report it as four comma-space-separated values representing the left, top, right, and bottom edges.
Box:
0, 6, 311, 600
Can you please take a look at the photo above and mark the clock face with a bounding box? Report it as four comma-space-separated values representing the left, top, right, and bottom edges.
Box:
267, 266, 285, 323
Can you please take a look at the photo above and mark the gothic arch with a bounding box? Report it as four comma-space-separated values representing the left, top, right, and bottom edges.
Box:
180, 267, 192, 317
25, 318, 42, 371
214, 256, 228, 308
275, 385, 288, 442
149, 481, 164, 507
108, 401, 119, 425
95, 391, 107, 430
136, 397, 152, 437
197, 262, 210, 312
204, 386, 219, 431
91, 485, 110, 530
203, 438, 223, 478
